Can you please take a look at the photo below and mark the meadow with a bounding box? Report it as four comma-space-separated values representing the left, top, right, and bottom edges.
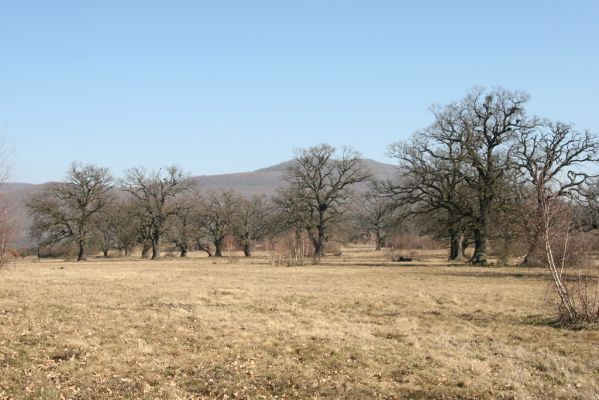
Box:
0, 250, 598, 399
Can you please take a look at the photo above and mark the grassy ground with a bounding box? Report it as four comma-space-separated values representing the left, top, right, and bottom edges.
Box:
0, 251, 598, 399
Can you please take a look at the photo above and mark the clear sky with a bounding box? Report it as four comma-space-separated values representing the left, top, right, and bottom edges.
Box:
0, 1, 597, 183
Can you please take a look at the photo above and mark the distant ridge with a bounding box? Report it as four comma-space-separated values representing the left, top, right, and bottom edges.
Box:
253, 160, 297, 173
192, 159, 396, 196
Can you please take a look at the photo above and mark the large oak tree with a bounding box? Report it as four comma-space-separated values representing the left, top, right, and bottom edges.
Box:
121, 165, 191, 260
277, 144, 370, 257
27, 163, 113, 261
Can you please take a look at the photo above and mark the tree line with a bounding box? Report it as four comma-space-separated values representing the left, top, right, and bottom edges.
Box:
26, 145, 374, 261
26, 87, 599, 268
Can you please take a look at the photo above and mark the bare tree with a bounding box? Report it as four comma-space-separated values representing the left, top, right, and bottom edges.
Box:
194, 190, 239, 257
355, 184, 397, 250
167, 193, 197, 257
27, 163, 113, 261
0, 136, 14, 266
121, 166, 191, 260
277, 144, 370, 257
387, 122, 475, 261
94, 198, 140, 257
93, 200, 118, 257
452, 88, 533, 264
0, 197, 15, 266
232, 195, 271, 256
391, 88, 533, 264
514, 121, 599, 265
0, 135, 10, 186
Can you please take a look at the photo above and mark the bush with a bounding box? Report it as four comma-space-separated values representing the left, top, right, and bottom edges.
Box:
542, 198, 599, 324
269, 231, 313, 267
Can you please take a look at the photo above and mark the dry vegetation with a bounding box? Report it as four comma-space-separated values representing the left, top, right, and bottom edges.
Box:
1, 250, 598, 399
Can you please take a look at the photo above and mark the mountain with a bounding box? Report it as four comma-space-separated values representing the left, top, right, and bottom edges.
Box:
0, 159, 398, 247
192, 159, 397, 196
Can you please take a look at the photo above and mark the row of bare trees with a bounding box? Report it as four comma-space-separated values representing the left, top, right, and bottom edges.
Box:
27, 166, 276, 261
26, 143, 376, 261
24, 88, 599, 270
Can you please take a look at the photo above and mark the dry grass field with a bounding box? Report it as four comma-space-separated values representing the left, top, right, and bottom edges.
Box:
1, 250, 598, 399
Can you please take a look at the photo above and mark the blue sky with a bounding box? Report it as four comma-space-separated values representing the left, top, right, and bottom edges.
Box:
0, 1, 597, 183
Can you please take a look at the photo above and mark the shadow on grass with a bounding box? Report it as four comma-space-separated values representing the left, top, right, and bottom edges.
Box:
521, 314, 599, 330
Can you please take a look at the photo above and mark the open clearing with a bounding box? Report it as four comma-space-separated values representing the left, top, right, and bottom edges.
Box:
1, 252, 598, 399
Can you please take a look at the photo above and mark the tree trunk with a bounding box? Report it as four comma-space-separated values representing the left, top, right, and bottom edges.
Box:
522, 194, 547, 267
521, 235, 546, 266
315, 225, 326, 257
102, 238, 109, 257
141, 242, 151, 258
176, 240, 188, 257
461, 239, 470, 259
310, 236, 323, 257
471, 229, 487, 265
471, 197, 490, 265
77, 239, 87, 261
310, 212, 326, 257
448, 229, 464, 261
151, 231, 161, 260
375, 230, 382, 251
195, 239, 214, 257
214, 238, 222, 257
243, 242, 251, 257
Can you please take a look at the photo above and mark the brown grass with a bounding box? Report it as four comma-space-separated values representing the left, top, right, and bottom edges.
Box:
0, 250, 598, 399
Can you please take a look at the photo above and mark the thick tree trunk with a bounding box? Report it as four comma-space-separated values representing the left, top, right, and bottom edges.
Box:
214, 238, 223, 257
448, 229, 464, 261
315, 225, 326, 257
243, 242, 251, 257
521, 236, 546, 266
77, 239, 87, 261
102, 248, 109, 257
176, 240, 188, 257
141, 242, 151, 258
471, 197, 490, 265
471, 229, 487, 265
195, 239, 214, 257
311, 237, 324, 257
522, 194, 547, 267
461, 239, 470, 259
310, 212, 326, 257
375, 230, 382, 251
151, 231, 161, 260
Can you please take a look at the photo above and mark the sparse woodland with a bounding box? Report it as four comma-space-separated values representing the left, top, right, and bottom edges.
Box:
17, 87, 599, 324
2, 0, 598, 395
1, 88, 599, 399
